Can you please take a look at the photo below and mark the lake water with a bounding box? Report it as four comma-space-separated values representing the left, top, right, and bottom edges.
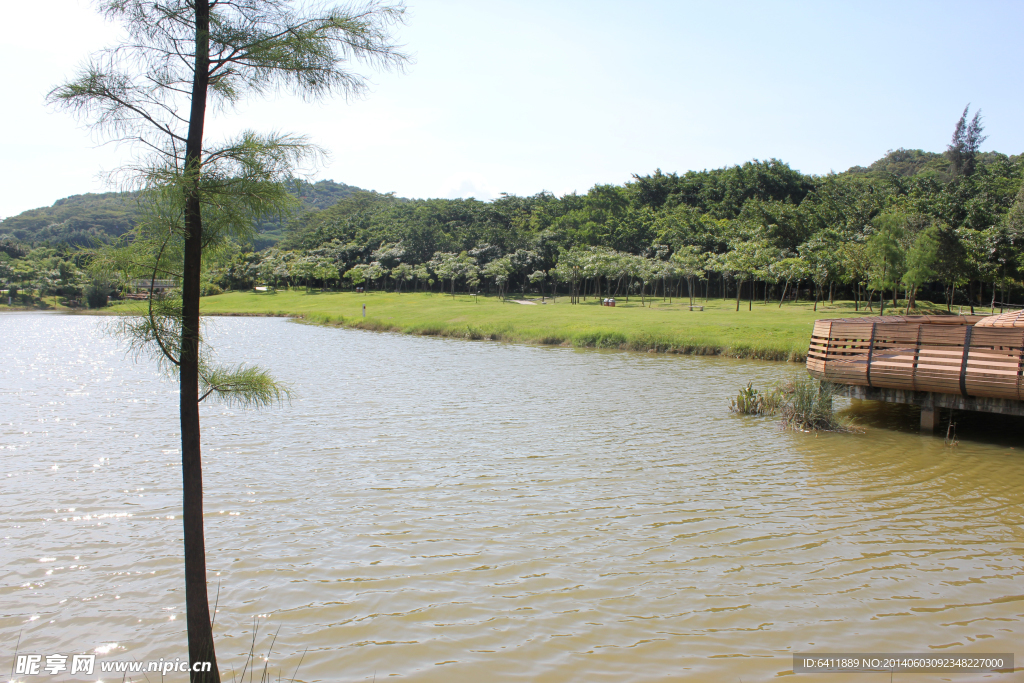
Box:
2, 313, 1023, 682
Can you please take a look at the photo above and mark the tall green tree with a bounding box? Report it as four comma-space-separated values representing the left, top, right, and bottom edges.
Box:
902, 224, 940, 313
723, 239, 761, 311
771, 256, 809, 308
671, 244, 707, 306
866, 213, 907, 314
49, 2, 408, 680
392, 262, 413, 292
946, 105, 987, 177
800, 231, 845, 310
482, 256, 514, 301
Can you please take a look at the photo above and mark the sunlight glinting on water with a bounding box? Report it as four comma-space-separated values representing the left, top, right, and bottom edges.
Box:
1, 313, 1022, 682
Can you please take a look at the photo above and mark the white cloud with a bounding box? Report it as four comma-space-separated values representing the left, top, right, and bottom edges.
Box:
444, 177, 495, 201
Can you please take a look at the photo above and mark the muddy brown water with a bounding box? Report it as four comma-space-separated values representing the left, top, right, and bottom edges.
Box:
2, 313, 1022, 682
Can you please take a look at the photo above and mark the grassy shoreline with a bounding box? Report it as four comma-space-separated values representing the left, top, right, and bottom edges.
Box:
186, 290, 957, 362
4, 290, 961, 362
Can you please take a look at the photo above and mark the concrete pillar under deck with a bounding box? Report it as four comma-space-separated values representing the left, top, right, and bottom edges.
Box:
839, 385, 1024, 417
920, 406, 937, 433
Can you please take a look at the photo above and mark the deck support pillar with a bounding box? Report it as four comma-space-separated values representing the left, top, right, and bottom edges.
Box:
839, 384, 1024, 417
920, 406, 937, 433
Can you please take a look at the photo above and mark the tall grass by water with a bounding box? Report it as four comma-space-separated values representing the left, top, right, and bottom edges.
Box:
731, 376, 855, 432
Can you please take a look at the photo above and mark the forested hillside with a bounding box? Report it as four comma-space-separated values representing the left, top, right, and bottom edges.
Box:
277, 149, 1021, 262
234, 146, 1021, 311
0, 179, 363, 247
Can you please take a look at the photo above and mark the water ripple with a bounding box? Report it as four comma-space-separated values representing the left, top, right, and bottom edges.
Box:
1, 313, 1023, 682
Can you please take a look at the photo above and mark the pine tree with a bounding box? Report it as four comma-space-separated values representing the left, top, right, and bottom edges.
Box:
947, 105, 988, 177
49, 2, 408, 679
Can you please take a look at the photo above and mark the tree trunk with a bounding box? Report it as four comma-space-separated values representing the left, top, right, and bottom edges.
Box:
735, 279, 740, 311
778, 280, 788, 308
181, 2, 220, 680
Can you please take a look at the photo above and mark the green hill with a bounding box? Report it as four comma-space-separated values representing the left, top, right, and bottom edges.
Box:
0, 179, 364, 247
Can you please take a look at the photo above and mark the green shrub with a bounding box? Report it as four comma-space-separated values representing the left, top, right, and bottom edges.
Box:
730, 381, 785, 416
85, 281, 109, 308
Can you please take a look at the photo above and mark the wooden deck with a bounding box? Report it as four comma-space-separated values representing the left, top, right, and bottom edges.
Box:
806, 313, 1024, 402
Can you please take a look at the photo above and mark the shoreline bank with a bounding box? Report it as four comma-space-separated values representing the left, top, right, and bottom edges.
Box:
194, 291, 953, 363
5, 291, 963, 363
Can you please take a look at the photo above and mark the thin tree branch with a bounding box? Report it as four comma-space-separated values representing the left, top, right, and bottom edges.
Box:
148, 230, 181, 367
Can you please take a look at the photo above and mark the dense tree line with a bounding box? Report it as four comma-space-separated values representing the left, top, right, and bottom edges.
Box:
209, 127, 1024, 311
6, 110, 1024, 312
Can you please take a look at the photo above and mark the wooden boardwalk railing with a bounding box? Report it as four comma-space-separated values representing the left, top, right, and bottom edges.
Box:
807, 313, 1024, 401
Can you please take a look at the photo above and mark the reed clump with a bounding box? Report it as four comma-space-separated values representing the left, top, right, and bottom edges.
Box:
731, 376, 855, 432
730, 381, 785, 416
779, 377, 854, 431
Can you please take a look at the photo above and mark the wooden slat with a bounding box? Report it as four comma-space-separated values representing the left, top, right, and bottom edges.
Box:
975, 310, 1024, 328
912, 326, 968, 394
964, 328, 1024, 400
806, 317, 1024, 403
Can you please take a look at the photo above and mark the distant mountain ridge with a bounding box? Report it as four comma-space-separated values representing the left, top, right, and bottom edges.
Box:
0, 179, 364, 248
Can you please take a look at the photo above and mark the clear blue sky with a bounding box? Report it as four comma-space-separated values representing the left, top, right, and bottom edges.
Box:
3, 0, 1023, 218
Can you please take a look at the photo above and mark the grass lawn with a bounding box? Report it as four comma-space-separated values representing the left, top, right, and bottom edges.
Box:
161, 289, 962, 362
